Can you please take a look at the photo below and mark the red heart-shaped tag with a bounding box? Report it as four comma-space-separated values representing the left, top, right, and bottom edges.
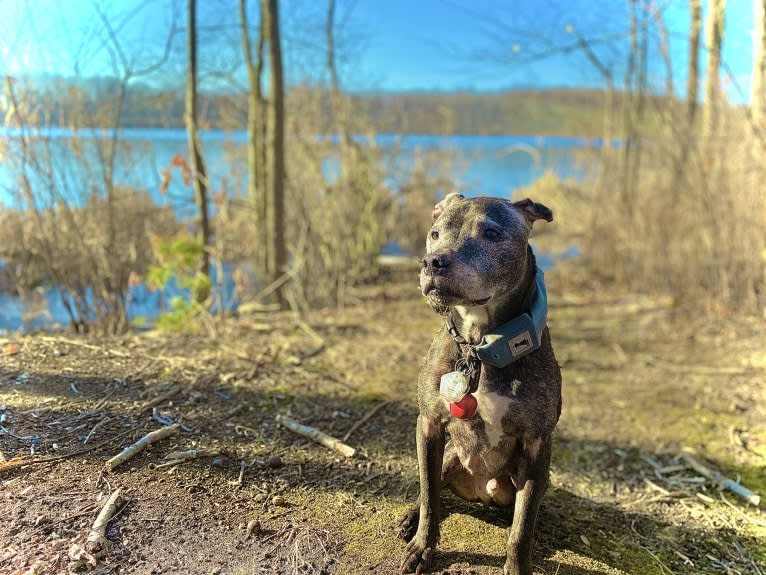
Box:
450, 393, 477, 419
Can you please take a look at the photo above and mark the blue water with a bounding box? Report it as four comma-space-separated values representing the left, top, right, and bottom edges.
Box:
0, 129, 593, 332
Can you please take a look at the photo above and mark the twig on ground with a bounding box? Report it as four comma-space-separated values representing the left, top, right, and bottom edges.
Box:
92, 390, 116, 411
719, 493, 766, 527
105, 424, 180, 471
644, 478, 671, 495
235, 424, 259, 437
37, 335, 131, 357
275, 414, 356, 458
85, 488, 123, 555
342, 400, 392, 442
681, 450, 761, 507
230, 460, 247, 486
226, 404, 245, 417
83, 417, 111, 444
0, 428, 136, 474
164, 447, 219, 461
138, 385, 183, 413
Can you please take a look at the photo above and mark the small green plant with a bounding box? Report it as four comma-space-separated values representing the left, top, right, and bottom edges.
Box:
145, 234, 212, 332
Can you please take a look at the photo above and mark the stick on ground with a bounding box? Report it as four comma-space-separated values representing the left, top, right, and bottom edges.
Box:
681, 450, 761, 507
139, 385, 183, 413
275, 414, 356, 458
85, 488, 123, 555
164, 447, 219, 461
105, 424, 180, 471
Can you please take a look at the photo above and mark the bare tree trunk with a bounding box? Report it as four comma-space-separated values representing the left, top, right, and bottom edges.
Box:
687, 0, 702, 125
620, 0, 639, 208
239, 0, 268, 279
652, 2, 673, 98
670, 0, 703, 203
326, 0, 339, 94
627, 4, 649, 209
702, 0, 727, 141
262, 0, 287, 307
327, 0, 352, 151
185, 0, 211, 282
752, 0, 766, 135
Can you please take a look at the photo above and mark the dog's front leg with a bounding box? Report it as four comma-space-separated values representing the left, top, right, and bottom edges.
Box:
504, 437, 551, 575
400, 414, 444, 574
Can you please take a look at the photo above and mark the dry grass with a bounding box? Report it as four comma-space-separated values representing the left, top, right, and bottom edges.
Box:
518, 108, 766, 317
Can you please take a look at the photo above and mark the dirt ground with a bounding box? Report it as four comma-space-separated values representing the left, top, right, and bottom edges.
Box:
1, 263, 765, 575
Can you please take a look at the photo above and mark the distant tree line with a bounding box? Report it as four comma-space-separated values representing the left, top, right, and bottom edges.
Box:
3, 78, 683, 137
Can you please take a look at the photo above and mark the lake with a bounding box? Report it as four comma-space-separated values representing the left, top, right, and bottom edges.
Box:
0, 129, 596, 332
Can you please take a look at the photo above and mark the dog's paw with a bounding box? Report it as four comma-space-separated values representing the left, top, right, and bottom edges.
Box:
399, 537, 435, 574
397, 506, 419, 541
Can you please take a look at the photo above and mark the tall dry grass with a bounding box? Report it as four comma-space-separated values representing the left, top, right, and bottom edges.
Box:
520, 104, 765, 316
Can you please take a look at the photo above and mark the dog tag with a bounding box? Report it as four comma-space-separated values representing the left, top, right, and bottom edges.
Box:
439, 371, 469, 402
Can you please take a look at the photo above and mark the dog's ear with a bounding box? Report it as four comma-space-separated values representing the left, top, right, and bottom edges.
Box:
511, 198, 553, 225
432, 193, 464, 222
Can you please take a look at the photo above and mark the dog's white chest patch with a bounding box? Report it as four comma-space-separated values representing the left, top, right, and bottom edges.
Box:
475, 387, 515, 448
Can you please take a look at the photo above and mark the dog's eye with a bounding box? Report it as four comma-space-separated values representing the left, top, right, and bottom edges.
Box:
484, 228, 501, 240
430, 230, 439, 240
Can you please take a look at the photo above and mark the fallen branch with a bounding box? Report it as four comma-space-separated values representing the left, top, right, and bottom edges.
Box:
342, 400, 392, 442
85, 488, 123, 555
138, 385, 183, 413
105, 424, 180, 471
681, 451, 761, 507
275, 414, 356, 458
164, 447, 219, 461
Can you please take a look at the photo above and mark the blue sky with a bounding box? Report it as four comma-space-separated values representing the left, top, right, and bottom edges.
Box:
0, 0, 756, 102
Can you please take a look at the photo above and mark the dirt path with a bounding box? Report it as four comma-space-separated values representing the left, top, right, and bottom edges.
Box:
1, 270, 764, 575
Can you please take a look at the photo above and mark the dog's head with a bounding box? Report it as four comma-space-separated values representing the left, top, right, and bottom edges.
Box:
420, 193, 552, 314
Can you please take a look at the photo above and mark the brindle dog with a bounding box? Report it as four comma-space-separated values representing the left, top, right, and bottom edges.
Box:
399, 194, 562, 575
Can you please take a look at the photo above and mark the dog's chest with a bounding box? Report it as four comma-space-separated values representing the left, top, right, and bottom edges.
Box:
446, 382, 523, 476
475, 387, 515, 448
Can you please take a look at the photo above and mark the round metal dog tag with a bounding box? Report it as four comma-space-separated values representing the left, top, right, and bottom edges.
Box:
439, 371, 469, 402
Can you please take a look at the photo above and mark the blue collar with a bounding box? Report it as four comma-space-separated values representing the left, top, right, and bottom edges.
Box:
446, 266, 548, 368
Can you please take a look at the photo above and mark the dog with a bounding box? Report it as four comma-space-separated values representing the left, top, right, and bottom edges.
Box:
399, 193, 562, 575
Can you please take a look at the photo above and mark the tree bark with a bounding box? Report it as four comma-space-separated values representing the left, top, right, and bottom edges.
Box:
185, 0, 210, 281
752, 0, 766, 133
262, 0, 287, 307
239, 0, 268, 279
326, 0, 339, 94
652, 3, 673, 98
621, 0, 639, 206
702, 0, 727, 141
687, 0, 702, 125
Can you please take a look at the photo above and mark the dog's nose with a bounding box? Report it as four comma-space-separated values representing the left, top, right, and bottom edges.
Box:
422, 253, 450, 273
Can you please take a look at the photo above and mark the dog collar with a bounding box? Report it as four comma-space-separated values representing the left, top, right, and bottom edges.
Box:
445, 266, 548, 368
